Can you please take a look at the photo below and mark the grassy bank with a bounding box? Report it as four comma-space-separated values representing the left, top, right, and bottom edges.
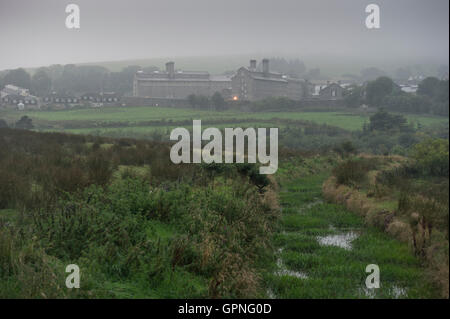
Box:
322, 155, 449, 297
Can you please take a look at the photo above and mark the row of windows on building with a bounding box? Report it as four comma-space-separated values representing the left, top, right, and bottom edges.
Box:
42, 96, 79, 103
42, 94, 120, 104
2, 96, 37, 105
80, 95, 120, 103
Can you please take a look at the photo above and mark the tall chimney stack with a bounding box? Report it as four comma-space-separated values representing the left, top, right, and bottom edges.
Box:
249, 59, 257, 71
262, 59, 269, 75
166, 61, 175, 79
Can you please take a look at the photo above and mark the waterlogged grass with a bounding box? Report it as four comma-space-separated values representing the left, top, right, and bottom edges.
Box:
266, 171, 439, 299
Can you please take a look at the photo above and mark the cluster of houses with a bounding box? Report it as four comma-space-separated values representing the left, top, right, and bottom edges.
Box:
0, 85, 39, 110
0, 84, 121, 110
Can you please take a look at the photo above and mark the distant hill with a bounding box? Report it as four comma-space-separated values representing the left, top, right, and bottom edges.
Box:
73, 55, 256, 75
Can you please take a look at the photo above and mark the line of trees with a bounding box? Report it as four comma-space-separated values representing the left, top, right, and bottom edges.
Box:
0, 116, 34, 130
344, 76, 449, 116
0, 64, 160, 97
187, 92, 228, 111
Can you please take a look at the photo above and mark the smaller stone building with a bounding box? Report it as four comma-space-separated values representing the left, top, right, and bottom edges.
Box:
318, 82, 345, 100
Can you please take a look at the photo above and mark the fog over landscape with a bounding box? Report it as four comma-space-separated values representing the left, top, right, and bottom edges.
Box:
0, 0, 449, 302
0, 0, 448, 72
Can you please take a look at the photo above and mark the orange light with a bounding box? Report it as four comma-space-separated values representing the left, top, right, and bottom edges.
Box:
232, 96, 238, 101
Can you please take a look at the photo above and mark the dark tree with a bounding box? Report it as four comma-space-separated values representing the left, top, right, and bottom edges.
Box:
188, 94, 197, 108
15, 116, 34, 130
368, 109, 409, 132
333, 141, 357, 158
343, 85, 364, 108
55, 64, 109, 94
417, 77, 441, 98
105, 65, 144, 95
187, 94, 210, 109
32, 69, 52, 96
211, 92, 226, 111
3, 68, 31, 90
365, 76, 395, 107
416, 78, 449, 116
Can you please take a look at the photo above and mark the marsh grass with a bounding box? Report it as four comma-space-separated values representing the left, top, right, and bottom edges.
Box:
0, 128, 278, 299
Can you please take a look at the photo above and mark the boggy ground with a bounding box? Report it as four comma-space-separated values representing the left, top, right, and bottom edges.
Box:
264, 157, 440, 298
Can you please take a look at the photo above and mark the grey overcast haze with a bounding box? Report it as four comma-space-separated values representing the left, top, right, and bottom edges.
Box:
0, 0, 448, 72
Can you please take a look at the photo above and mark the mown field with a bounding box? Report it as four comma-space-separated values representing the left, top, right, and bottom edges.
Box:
1, 106, 448, 135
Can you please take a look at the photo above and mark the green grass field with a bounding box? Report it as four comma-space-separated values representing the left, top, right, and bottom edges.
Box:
51, 122, 279, 137
1, 106, 447, 135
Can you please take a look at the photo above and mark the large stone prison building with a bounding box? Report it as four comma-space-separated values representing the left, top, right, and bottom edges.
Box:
133, 59, 319, 102
133, 62, 231, 100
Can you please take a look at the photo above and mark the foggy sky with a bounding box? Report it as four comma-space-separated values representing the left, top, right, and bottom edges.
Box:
0, 0, 448, 71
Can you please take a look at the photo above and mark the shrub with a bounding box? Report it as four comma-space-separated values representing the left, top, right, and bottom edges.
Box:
333, 158, 375, 187
410, 138, 449, 177
398, 193, 449, 256
0, 170, 29, 209
85, 152, 113, 186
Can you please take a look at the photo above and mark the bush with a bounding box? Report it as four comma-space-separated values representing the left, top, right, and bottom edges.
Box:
0, 170, 29, 209
333, 158, 377, 187
86, 152, 113, 186
410, 138, 449, 177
